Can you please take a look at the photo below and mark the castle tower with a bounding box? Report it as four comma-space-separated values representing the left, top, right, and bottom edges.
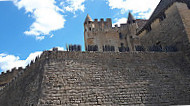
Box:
84, 14, 121, 52
83, 13, 144, 52
126, 12, 139, 51
127, 12, 136, 24
84, 14, 93, 24
84, 14, 94, 51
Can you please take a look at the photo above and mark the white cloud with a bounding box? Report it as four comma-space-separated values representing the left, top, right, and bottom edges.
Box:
50, 47, 65, 51
113, 18, 127, 27
61, 0, 86, 13
0, 0, 14, 1
10, 0, 87, 40
106, 0, 160, 19
13, 0, 65, 40
50, 34, 54, 38
57, 47, 65, 51
0, 0, 13, 1
0, 51, 42, 72
0, 47, 65, 72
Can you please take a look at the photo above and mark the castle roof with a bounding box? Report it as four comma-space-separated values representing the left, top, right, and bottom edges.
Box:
84, 14, 93, 24
137, 0, 190, 34
127, 12, 136, 24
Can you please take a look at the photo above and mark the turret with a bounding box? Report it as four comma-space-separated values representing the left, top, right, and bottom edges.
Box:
126, 12, 139, 51
84, 14, 93, 51
127, 12, 136, 24
106, 18, 112, 28
84, 14, 93, 24
84, 14, 93, 32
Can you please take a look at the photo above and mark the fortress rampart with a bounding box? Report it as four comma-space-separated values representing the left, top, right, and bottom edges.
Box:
0, 0, 190, 105
0, 51, 189, 105
0, 68, 20, 89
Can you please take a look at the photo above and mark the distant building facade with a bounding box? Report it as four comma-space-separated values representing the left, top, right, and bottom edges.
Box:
84, 0, 190, 52
84, 13, 147, 52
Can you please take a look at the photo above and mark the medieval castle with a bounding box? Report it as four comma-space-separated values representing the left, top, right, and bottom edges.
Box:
0, 0, 190, 105
84, 12, 143, 52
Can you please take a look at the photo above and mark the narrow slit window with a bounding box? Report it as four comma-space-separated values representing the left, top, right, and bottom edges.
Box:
146, 25, 152, 32
159, 13, 166, 22
119, 33, 123, 39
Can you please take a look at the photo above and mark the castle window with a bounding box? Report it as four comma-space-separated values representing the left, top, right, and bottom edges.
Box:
88, 45, 98, 51
89, 27, 92, 31
69, 45, 82, 51
111, 46, 115, 51
103, 45, 115, 52
186, 1, 190, 9
119, 46, 129, 52
119, 33, 123, 39
159, 13, 166, 22
121, 43, 124, 47
146, 25, 152, 32
135, 45, 145, 51
188, 4, 190, 9
94, 45, 98, 51
156, 41, 161, 45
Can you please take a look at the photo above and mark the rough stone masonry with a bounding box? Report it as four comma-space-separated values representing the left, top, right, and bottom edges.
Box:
0, 51, 190, 106
0, 0, 190, 105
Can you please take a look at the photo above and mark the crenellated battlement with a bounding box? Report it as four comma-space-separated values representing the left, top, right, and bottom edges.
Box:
0, 53, 42, 92
84, 13, 141, 52
1, 0, 190, 105
85, 17, 129, 31
92, 18, 112, 23
84, 18, 113, 31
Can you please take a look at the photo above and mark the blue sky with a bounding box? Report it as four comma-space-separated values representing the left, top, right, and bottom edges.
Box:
0, 0, 160, 72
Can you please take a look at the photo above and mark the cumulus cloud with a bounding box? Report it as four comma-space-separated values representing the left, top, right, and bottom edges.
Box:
0, 47, 64, 72
49, 47, 65, 51
106, 0, 160, 19
0, 0, 13, 1
10, 0, 86, 40
0, 51, 42, 72
13, 0, 65, 40
60, 0, 86, 13
113, 18, 127, 27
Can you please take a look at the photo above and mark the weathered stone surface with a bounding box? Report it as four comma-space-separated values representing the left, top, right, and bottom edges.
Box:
1, 51, 189, 106
38, 51, 190, 106
0, 58, 45, 106
139, 2, 190, 52
0, 1, 190, 106
84, 14, 141, 52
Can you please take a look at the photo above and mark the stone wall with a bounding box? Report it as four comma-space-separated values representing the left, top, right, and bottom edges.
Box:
0, 68, 20, 88
0, 57, 45, 106
38, 51, 190, 105
139, 2, 190, 52
0, 51, 189, 106
177, 2, 190, 42
84, 21, 127, 52
84, 18, 140, 52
